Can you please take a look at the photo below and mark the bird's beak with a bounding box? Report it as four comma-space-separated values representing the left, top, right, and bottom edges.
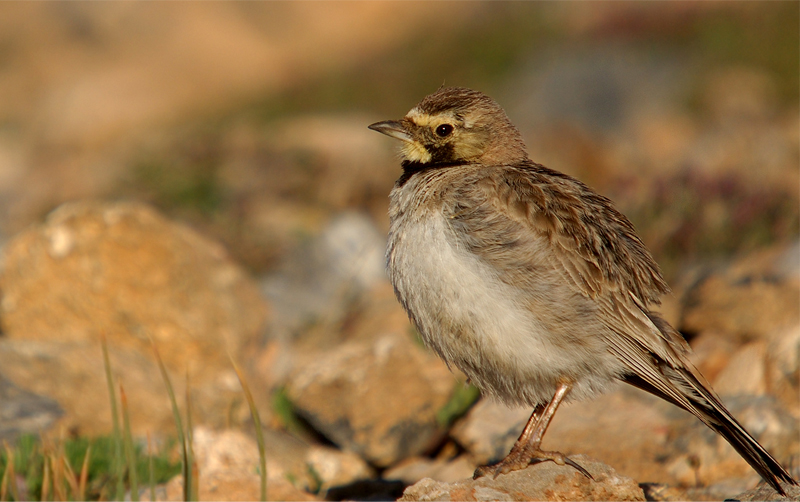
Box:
368, 120, 412, 143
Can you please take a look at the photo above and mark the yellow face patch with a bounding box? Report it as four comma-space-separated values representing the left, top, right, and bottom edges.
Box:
398, 108, 489, 163
400, 140, 432, 163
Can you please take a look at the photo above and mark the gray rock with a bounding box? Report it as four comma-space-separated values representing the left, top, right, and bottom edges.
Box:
261, 211, 385, 342
0, 374, 62, 441
398, 455, 645, 501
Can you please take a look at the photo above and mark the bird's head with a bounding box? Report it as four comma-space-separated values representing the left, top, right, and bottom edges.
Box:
369, 87, 528, 166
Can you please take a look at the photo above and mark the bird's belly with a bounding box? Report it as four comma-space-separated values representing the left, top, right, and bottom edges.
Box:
388, 212, 620, 406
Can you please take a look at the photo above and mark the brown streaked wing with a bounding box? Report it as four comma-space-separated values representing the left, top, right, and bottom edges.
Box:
493, 162, 670, 305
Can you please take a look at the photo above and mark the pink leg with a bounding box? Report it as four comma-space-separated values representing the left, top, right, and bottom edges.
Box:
473, 382, 592, 479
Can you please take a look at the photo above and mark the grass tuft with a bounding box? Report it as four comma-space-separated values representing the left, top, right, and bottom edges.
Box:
230, 356, 268, 502
151, 339, 194, 501
120, 385, 139, 501
101, 333, 126, 500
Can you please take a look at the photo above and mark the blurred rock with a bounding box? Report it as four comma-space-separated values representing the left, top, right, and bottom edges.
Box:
450, 399, 531, 466
398, 455, 644, 501
156, 473, 316, 502
253, 280, 415, 409
383, 456, 475, 485
665, 395, 798, 490
766, 324, 800, 416
0, 201, 268, 434
150, 426, 373, 501
306, 445, 375, 493
287, 332, 456, 467
261, 211, 385, 343
712, 341, 767, 396
147, 425, 319, 501
688, 331, 740, 383
680, 246, 800, 341
0, 374, 62, 442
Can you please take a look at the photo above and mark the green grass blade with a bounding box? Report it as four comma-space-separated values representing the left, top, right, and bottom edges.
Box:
230, 356, 267, 502
78, 445, 90, 502
120, 385, 139, 501
0, 455, 8, 502
147, 433, 156, 502
184, 371, 197, 502
151, 340, 190, 502
101, 333, 126, 500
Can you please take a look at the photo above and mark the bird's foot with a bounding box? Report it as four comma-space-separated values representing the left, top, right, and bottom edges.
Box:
473, 448, 593, 480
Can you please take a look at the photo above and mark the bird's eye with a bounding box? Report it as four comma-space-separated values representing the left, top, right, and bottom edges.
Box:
435, 124, 454, 138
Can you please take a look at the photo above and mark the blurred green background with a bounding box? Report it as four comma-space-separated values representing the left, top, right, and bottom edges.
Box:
0, 1, 797, 279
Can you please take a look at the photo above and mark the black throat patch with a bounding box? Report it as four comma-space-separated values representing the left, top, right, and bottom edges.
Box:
397, 160, 463, 188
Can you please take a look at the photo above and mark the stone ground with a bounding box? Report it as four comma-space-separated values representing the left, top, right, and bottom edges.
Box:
0, 3, 797, 501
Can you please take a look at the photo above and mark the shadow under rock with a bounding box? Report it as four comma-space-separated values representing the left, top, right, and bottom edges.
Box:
325, 479, 406, 501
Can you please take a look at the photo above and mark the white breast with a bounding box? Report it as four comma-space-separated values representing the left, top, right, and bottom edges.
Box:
388, 203, 621, 405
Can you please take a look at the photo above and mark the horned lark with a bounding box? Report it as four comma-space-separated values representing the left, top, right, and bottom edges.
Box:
369, 87, 797, 494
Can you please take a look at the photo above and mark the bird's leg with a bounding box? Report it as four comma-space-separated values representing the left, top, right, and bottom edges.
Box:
473, 381, 592, 480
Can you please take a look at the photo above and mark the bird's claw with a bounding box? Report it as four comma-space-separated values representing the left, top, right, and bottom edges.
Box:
473, 449, 593, 480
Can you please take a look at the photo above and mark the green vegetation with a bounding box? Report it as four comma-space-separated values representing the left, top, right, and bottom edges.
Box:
151, 340, 197, 502
436, 383, 481, 429
0, 433, 180, 501
231, 357, 268, 501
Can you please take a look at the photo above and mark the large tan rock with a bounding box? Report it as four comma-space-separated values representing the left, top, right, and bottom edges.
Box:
0, 201, 269, 434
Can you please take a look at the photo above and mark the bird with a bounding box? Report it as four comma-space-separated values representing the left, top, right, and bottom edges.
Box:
368, 86, 797, 495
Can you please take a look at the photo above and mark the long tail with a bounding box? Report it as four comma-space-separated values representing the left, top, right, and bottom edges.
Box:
623, 366, 797, 495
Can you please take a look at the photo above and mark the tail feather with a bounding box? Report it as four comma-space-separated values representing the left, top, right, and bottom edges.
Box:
623, 368, 797, 495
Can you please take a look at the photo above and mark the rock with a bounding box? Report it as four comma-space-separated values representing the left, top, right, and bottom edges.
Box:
730, 482, 800, 501
398, 455, 645, 501
665, 395, 798, 491
688, 331, 740, 383
383, 456, 476, 485
0, 373, 62, 442
287, 332, 456, 467
712, 341, 767, 396
0, 201, 269, 434
306, 444, 375, 493
766, 324, 800, 416
143, 426, 320, 501
254, 278, 416, 394
155, 473, 317, 502
450, 399, 531, 465
147, 426, 373, 501
680, 247, 800, 341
